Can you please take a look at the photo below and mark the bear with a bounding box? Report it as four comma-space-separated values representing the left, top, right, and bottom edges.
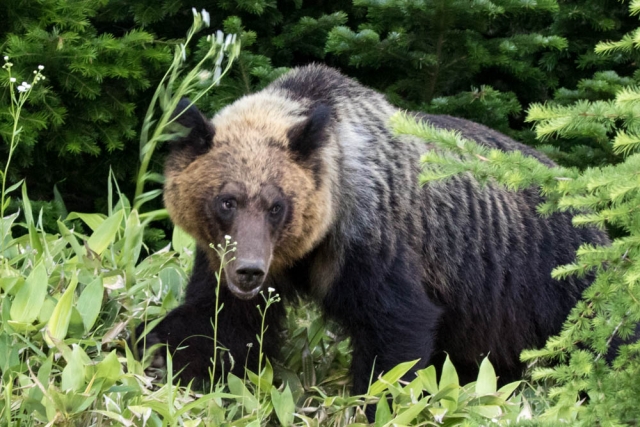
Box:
137, 64, 610, 399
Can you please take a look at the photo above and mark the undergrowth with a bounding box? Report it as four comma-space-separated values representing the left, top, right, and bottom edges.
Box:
0, 9, 529, 427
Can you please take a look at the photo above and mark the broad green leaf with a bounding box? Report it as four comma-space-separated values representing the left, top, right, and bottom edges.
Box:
95, 350, 123, 388
475, 357, 497, 395
172, 225, 195, 254
86, 209, 124, 255
76, 276, 103, 332
10, 262, 48, 324
468, 405, 502, 419
44, 272, 79, 347
497, 380, 521, 399
383, 396, 429, 427
119, 209, 143, 268
61, 345, 91, 392
374, 393, 392, 427
66, 212, 106, 231
57, 219, 84, 258
53, 184, 68, 219
22, 183, 43, 258
0, 211, 19, 243
417, 365, 439, 395
271, 385, 295, 427
0, 332, 20, 372
368, 359, 419, 395
439, 356, 459, 412
228, 373, 259, 412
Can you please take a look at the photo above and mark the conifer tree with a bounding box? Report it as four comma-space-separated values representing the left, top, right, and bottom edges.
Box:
391, 2, 640, 423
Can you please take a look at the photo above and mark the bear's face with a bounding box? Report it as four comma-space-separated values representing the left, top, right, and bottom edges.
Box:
164, 95, 336, 299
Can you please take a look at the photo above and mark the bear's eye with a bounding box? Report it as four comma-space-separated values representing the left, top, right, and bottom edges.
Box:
221, 198, 237, 211
269, 203, 282, 216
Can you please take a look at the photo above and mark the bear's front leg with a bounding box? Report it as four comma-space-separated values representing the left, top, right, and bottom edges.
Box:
322, 248, 442, 397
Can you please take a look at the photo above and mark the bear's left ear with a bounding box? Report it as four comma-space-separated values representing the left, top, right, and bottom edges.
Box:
170, 98, 215, 152
287, 103, 332, 160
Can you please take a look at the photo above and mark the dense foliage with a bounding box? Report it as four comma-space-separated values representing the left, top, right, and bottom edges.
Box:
1, 0, 637, 211
2, 0, 640, 425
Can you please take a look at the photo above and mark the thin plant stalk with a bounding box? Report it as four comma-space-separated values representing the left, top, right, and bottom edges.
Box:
1, 58, 45, 253
210, 236, 236, 385
133, 9, 240, 212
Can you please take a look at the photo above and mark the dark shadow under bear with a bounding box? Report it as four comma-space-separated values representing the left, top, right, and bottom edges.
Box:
136, 65, 610, 399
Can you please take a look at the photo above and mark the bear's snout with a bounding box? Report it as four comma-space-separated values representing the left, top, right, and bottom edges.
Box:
235, 260, 266, 288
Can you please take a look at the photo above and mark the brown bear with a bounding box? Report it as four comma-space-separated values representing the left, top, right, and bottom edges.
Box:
137, 64, 609, 399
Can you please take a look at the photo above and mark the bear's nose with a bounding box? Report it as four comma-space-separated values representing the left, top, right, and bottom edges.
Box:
235, 262, 266, 288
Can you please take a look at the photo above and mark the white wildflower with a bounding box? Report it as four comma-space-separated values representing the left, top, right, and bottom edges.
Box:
3, 56, 7, 61
224, 235, 232, 241
201, 9, 210, 26
268, 287, 275, 293
198, 70, 212, 82
17, 85, 26, 92
216, 30, 224, 46
192, 7, 197, 16
9, 77, 15, 83
38, 65, 44, 70
224, 33, 234, 49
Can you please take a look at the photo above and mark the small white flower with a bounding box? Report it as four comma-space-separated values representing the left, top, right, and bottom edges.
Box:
268, 287, 275, 293
224, 235, 231, 241
9, 77, 15, 82
192, 7, 197, 16
3, 56, 8, 61
216, 30, 224, 46
38, 65, 44, 70
17, 85, 26, 92
224, 33, 233, 49
201, 9, 210, 26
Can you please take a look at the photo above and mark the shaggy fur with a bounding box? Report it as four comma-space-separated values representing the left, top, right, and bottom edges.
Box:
139, 65, 609, 396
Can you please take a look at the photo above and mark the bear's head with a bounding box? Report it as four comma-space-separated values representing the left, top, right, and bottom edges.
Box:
164, 94, 336, 299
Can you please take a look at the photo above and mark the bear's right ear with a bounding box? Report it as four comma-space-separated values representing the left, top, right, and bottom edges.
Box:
169, 98, 215, 152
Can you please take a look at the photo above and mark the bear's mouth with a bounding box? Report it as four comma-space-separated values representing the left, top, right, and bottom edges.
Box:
224, 272, 264, 300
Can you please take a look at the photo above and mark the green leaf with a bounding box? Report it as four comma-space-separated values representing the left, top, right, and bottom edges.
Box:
76, 276, 103, 332
45, 272, 79, 347
10, 262, 48, 324
4, 179, 24, 195
417, 365, 439, 395
384, 396, 429, 427
439, 355, 459, 412
95, 351, 123, 386
497, 380, 521, 399
228, 373, 259, 412
22, 183, 43, 259
271, 385, 295, 427
374, 393, 392, 427
61, 345, 90, 392
368, 359, 419, 395
86, 209, 124, 255
67, 212, 106, 232
475, 357, 497, 395
468, 405, 502, 419
57, 219, 84, 258
119, 209, 143, 268
172, 225, 195, 254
